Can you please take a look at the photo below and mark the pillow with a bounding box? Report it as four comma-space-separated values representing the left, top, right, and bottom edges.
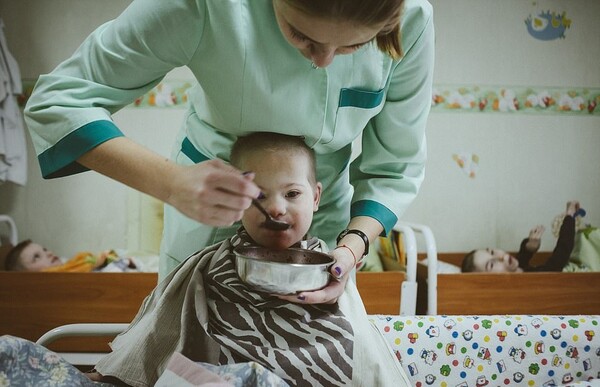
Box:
358, 238, 385, 272
419, 258, 462, 274
564, 226, 600, 272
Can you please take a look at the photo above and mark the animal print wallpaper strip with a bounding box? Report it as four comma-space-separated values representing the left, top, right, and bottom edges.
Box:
18, 79, 600, 116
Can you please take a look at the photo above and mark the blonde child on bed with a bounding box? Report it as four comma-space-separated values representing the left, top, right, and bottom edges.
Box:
4, 240, 139, 272
462, 200, 582, 273
89, 132, 410, 387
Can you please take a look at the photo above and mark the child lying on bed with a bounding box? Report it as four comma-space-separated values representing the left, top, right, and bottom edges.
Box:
88, 132, 410, 387
462, 200, 581, 273
4, 240, 141, 272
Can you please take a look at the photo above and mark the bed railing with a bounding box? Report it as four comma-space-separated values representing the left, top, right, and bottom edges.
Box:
36, 323, 129, 366
0, 215, 18, 246
394, 222, 438, 315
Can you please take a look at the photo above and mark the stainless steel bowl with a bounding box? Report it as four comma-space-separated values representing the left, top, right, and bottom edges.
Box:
234, 246, 335, 295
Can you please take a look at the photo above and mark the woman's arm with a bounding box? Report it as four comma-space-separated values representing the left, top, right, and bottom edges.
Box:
350, 4, 434, 235
78, 137, 260, 226
24, 0, 205, 178
26, 0, 262, 225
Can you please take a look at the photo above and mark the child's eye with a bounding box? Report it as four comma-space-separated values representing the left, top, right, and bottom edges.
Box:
286, 190, 301, 199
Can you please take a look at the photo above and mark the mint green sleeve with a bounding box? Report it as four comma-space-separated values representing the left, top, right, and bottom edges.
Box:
24, 0, 205, 178
349, 4, 434, 234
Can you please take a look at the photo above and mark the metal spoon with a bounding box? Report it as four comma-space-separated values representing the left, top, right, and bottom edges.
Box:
251, 198, 291, 231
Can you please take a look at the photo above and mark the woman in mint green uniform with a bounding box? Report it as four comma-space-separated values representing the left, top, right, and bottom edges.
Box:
24, 0, 434, 303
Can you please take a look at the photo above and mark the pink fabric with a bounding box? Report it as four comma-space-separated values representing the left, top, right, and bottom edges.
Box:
163, 352, 231, 386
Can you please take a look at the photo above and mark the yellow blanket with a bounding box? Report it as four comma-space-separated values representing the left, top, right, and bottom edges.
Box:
42, 250, 119, 272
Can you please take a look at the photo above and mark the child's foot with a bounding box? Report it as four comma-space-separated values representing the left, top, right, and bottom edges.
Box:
525, 225, 545, 252
566, 200, 580, 217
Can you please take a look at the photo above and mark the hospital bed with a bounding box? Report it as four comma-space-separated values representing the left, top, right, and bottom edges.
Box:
415, 252, 600, 315
32, 316, 600, 386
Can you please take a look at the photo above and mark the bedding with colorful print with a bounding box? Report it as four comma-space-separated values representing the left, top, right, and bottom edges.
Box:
371, 315, 599, 386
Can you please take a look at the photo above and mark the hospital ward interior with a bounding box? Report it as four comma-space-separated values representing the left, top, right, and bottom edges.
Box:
1, 1, 599, 386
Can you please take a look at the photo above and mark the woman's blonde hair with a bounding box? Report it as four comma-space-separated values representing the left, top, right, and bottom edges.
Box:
281, 0, 405, 60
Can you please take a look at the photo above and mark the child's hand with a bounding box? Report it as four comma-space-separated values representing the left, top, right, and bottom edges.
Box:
566, 200, 580, 217
525, 225, 544, 252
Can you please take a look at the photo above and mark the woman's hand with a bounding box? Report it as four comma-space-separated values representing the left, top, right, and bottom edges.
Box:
276, 246, 356, 304
279, 217, 381, 304
168, 159, 261, 226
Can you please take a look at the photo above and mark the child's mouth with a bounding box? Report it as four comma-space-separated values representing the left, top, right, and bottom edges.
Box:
262, 224, 289, 232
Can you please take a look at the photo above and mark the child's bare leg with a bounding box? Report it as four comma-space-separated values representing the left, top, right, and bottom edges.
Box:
525, 225, 545, 252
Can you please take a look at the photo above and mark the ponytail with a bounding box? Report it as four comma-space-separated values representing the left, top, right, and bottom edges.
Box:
377, 24, 403, 60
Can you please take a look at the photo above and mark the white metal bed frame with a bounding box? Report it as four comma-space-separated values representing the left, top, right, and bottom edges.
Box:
36, 323, 129, 366
0, 214, 18, 246
395, 221, 438, 315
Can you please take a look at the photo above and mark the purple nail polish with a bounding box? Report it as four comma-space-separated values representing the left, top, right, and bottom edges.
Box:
334, 266, 342, 276
297, 295, 305, 301
257, 192, 265, 200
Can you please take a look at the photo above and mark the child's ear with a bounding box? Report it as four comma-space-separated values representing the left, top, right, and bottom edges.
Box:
313, 182, 323, 212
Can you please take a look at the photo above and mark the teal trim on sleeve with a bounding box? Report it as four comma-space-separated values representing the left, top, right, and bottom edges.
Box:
339, 88, 385, 109
38, 120, 124, 179
351, 200, 398, 235
181, 137, 209, 163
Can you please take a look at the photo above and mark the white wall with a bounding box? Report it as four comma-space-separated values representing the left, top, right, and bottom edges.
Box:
0, 0, 598, 257
403, 1, 600, 251
0, 0, 176, 256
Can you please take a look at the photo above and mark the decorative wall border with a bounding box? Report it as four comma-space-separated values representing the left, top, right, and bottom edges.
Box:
432, 85, 599, 116
19, 79, 600, 116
